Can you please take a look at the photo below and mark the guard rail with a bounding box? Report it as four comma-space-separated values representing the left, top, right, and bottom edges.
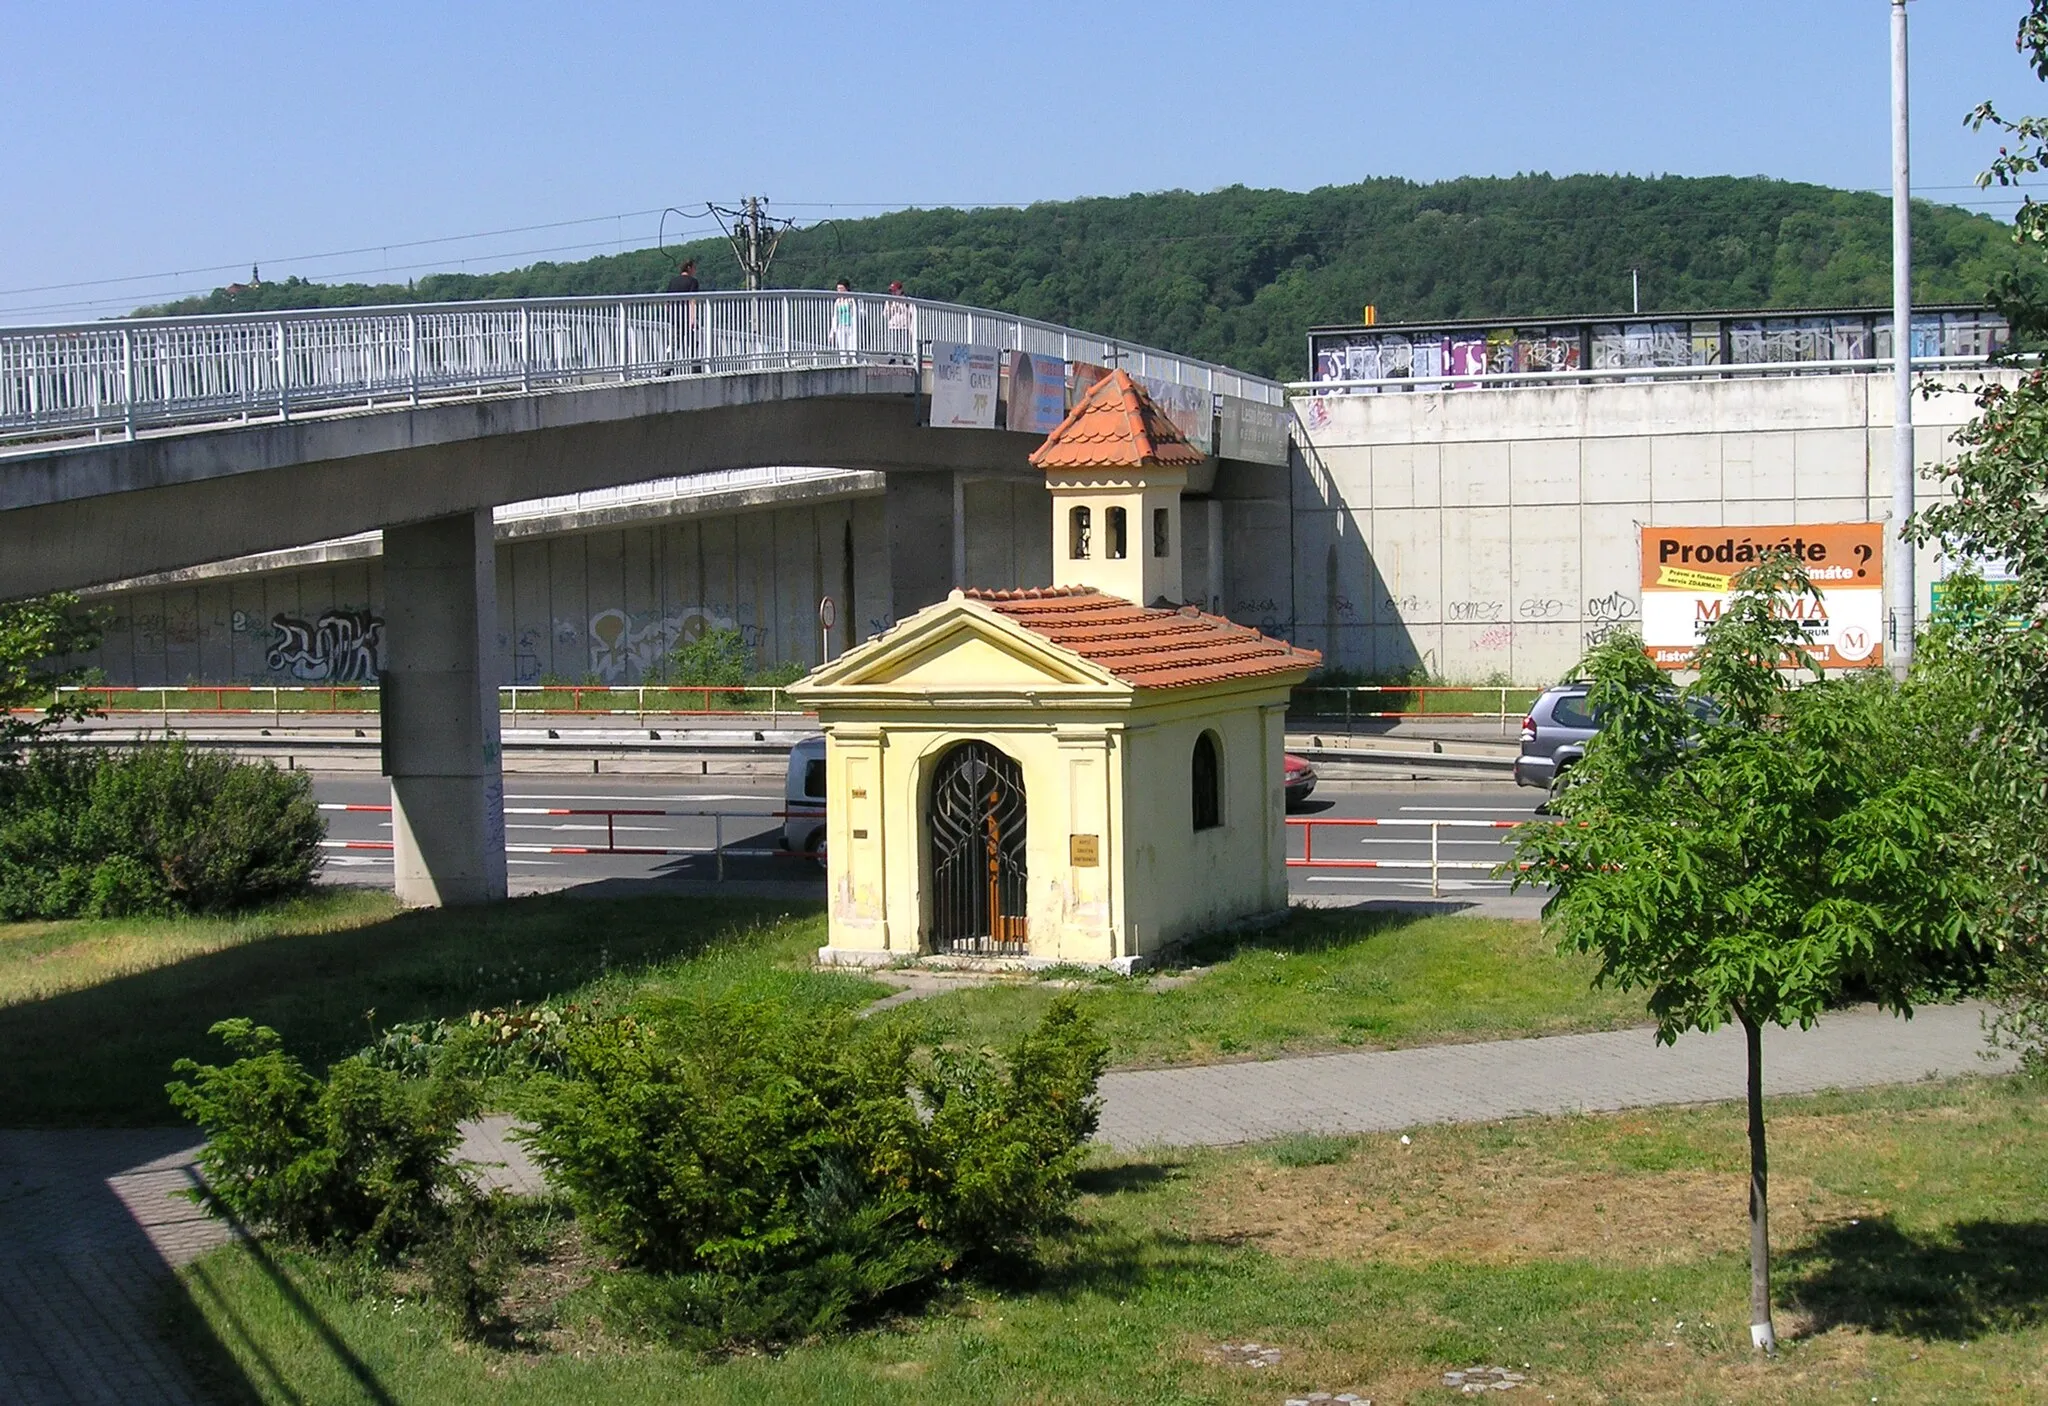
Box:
1286, 815, 1532, 898
317, 802, 815, 881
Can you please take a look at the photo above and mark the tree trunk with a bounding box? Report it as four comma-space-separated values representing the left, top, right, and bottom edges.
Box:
1742, 1009, 1777, 1352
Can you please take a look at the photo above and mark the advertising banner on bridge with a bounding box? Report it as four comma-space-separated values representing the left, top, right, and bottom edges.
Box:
1638, 522, 1885, 669
1136, 373, 1215, 454
930, 341, 999, 429
1006, 351, 1068, 435
1218, 394, 1289, 464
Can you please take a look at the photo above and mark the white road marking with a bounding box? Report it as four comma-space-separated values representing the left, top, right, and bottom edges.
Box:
1302, 875, 1515, 889
320, 856, 561, 867
504, 793, 776, 804
1397, 806, 1538, 814
1305, 839, 1513, 849
504, 822, 675, 834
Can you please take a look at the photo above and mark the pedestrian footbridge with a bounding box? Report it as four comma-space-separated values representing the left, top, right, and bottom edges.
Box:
0, 291, 1284, 598
0, 290, 1287, 908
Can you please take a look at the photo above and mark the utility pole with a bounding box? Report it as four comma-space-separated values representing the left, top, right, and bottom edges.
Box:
1630, 267, 1640, 315
716, 196, 793, 290
1890, 0, 1916, 676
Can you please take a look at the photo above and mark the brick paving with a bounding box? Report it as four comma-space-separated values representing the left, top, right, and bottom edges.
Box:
0, 1130, 220, 1405
0, 1001, 2007, 1402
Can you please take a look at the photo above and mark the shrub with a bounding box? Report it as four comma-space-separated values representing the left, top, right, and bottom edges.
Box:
167, 1019, 477, 1259
521, 993, 1106, 1347
667, 628, 752, 688
0, 740, 323, 918
359, 1002, 583, 1081
665, 627, 805, 704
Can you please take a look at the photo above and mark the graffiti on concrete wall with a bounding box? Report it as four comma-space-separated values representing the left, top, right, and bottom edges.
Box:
1582, 590, 1641, 649
588, 607, 747, 682
510, 628, 546, 684
267, 609, 383, 682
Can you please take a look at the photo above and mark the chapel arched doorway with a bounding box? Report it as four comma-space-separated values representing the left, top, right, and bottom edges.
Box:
927, 741, 1028, 955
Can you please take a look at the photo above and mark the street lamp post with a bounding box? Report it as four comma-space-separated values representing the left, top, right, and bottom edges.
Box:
1890, 0, 1916, 676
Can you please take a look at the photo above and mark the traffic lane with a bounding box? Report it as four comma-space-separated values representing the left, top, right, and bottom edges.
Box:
309, 774, 1549, 901
1287, 781, 1545, 900
312, 775, 805, 889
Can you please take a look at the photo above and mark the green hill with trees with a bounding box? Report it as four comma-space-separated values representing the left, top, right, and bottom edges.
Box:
138, 174, 2023, 381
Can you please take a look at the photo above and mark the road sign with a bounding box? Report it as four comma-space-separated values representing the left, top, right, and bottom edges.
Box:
818, 596, 836, 630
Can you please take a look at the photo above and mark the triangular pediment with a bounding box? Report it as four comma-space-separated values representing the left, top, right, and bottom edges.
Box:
788, 595, 1125, 701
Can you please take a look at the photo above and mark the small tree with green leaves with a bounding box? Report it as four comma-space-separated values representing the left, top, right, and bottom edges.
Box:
1512, 556, 1994, 1352
1891, 0, 2048, 1065
0, 593, 104, 761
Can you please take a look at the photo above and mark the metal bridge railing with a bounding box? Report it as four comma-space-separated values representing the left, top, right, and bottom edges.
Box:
1288, 353, 2003, 397
0, 290, 1281, 447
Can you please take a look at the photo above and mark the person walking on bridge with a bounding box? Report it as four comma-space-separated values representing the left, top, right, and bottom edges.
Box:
830, 279, 858, 362
665, 259, 702, 369
884, 281, 912, 363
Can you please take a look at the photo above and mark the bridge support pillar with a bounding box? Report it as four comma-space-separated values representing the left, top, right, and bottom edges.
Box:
381, 510, 508, 906
886, 473, 958, 617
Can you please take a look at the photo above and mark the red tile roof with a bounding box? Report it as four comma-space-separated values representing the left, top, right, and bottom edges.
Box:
1027, 369, 1208, 472
967, 586, 1319, 689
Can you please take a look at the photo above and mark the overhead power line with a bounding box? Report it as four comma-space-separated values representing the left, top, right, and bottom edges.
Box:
0, 206, 685, 299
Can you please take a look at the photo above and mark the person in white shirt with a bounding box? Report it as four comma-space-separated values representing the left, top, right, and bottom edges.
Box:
830, 280, 858, 361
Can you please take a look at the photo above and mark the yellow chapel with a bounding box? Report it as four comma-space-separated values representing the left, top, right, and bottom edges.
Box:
787, 370, 1318, 970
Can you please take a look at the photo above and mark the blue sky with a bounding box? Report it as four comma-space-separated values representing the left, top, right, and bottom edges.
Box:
3, 0, 2044, 322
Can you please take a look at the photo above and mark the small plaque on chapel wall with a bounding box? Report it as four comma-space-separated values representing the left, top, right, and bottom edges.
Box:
1069, 834, 1100, 866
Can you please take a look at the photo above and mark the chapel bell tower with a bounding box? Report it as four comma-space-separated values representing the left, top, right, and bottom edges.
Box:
1027, 369, 1203, 608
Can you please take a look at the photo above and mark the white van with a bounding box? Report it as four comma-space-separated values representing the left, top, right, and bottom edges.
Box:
783, 735, 826, 861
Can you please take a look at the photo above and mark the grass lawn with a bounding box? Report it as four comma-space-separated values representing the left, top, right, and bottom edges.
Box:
172, 1075, 2048, 1404
877, 906, 1649, 1067
0, 895, 1644, 1126
0, 888, 400, 1006
0, 890, 884, 1126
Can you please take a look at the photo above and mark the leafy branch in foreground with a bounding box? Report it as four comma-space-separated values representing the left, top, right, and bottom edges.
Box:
0, 593, 103, 760
1511, 555, 1995, 1353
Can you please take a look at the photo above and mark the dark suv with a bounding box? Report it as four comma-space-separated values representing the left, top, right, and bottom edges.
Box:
1513, 683, 1599, 792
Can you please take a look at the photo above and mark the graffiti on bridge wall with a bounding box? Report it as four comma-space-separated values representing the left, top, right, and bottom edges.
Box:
588, 608, 759, 682
267, 609, 383, 682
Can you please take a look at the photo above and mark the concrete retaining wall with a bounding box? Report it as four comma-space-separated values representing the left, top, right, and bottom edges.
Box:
1290, 370, 2009, 683
80, 477, 1061, 687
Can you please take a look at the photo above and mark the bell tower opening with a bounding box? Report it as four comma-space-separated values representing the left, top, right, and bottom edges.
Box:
1028, 370, 1201, 607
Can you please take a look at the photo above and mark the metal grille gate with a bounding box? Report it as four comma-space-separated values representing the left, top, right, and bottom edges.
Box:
927, 742, 1028, 956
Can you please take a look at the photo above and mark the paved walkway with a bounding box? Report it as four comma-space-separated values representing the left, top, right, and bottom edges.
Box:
1095, 1001, 2005, 1147
0, 1002, 2009, 1403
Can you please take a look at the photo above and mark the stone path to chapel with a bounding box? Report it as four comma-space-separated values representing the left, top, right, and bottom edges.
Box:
0, 1001, 2009, 1403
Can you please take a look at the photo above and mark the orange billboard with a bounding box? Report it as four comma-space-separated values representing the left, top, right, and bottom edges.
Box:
1638, 523, 1885, 669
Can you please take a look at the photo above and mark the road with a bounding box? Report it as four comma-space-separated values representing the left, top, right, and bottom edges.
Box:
314, 772, 1548, 915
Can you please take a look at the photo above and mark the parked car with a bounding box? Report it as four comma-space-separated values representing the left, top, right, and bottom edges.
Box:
1514, 683, 1718, 794
1512, 683, 1598, 793
783, 735, 826, 860
1284, 752, 1317, 810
